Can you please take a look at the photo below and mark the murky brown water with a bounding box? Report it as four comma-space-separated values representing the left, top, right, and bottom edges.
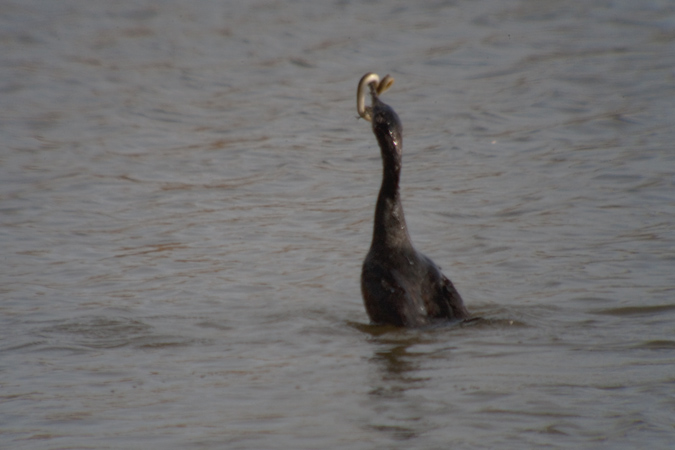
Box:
2, 0, 675, 448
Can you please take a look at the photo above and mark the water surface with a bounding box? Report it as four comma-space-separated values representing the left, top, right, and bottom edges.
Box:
2, 0, 675, 448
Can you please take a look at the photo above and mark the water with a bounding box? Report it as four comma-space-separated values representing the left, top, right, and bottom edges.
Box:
2, 0, 675, 448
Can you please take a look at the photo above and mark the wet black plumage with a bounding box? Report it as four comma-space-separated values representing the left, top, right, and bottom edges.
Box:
360, 85, 470, 327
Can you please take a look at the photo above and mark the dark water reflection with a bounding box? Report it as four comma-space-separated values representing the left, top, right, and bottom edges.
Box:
2, 0, 675, 448
358, 318, 527, 443
366, 332, 452, 442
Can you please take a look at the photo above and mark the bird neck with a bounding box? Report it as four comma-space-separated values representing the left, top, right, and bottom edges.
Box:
371, 153, 413, 251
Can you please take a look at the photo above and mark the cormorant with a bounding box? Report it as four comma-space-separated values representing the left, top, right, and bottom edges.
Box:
357, 72, 470, 327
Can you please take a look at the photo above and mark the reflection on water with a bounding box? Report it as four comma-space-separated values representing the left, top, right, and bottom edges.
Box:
2, 0, 675, 448
368, 342, 427, 440
360, 318, 521, 442
366, 332, 442, 442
